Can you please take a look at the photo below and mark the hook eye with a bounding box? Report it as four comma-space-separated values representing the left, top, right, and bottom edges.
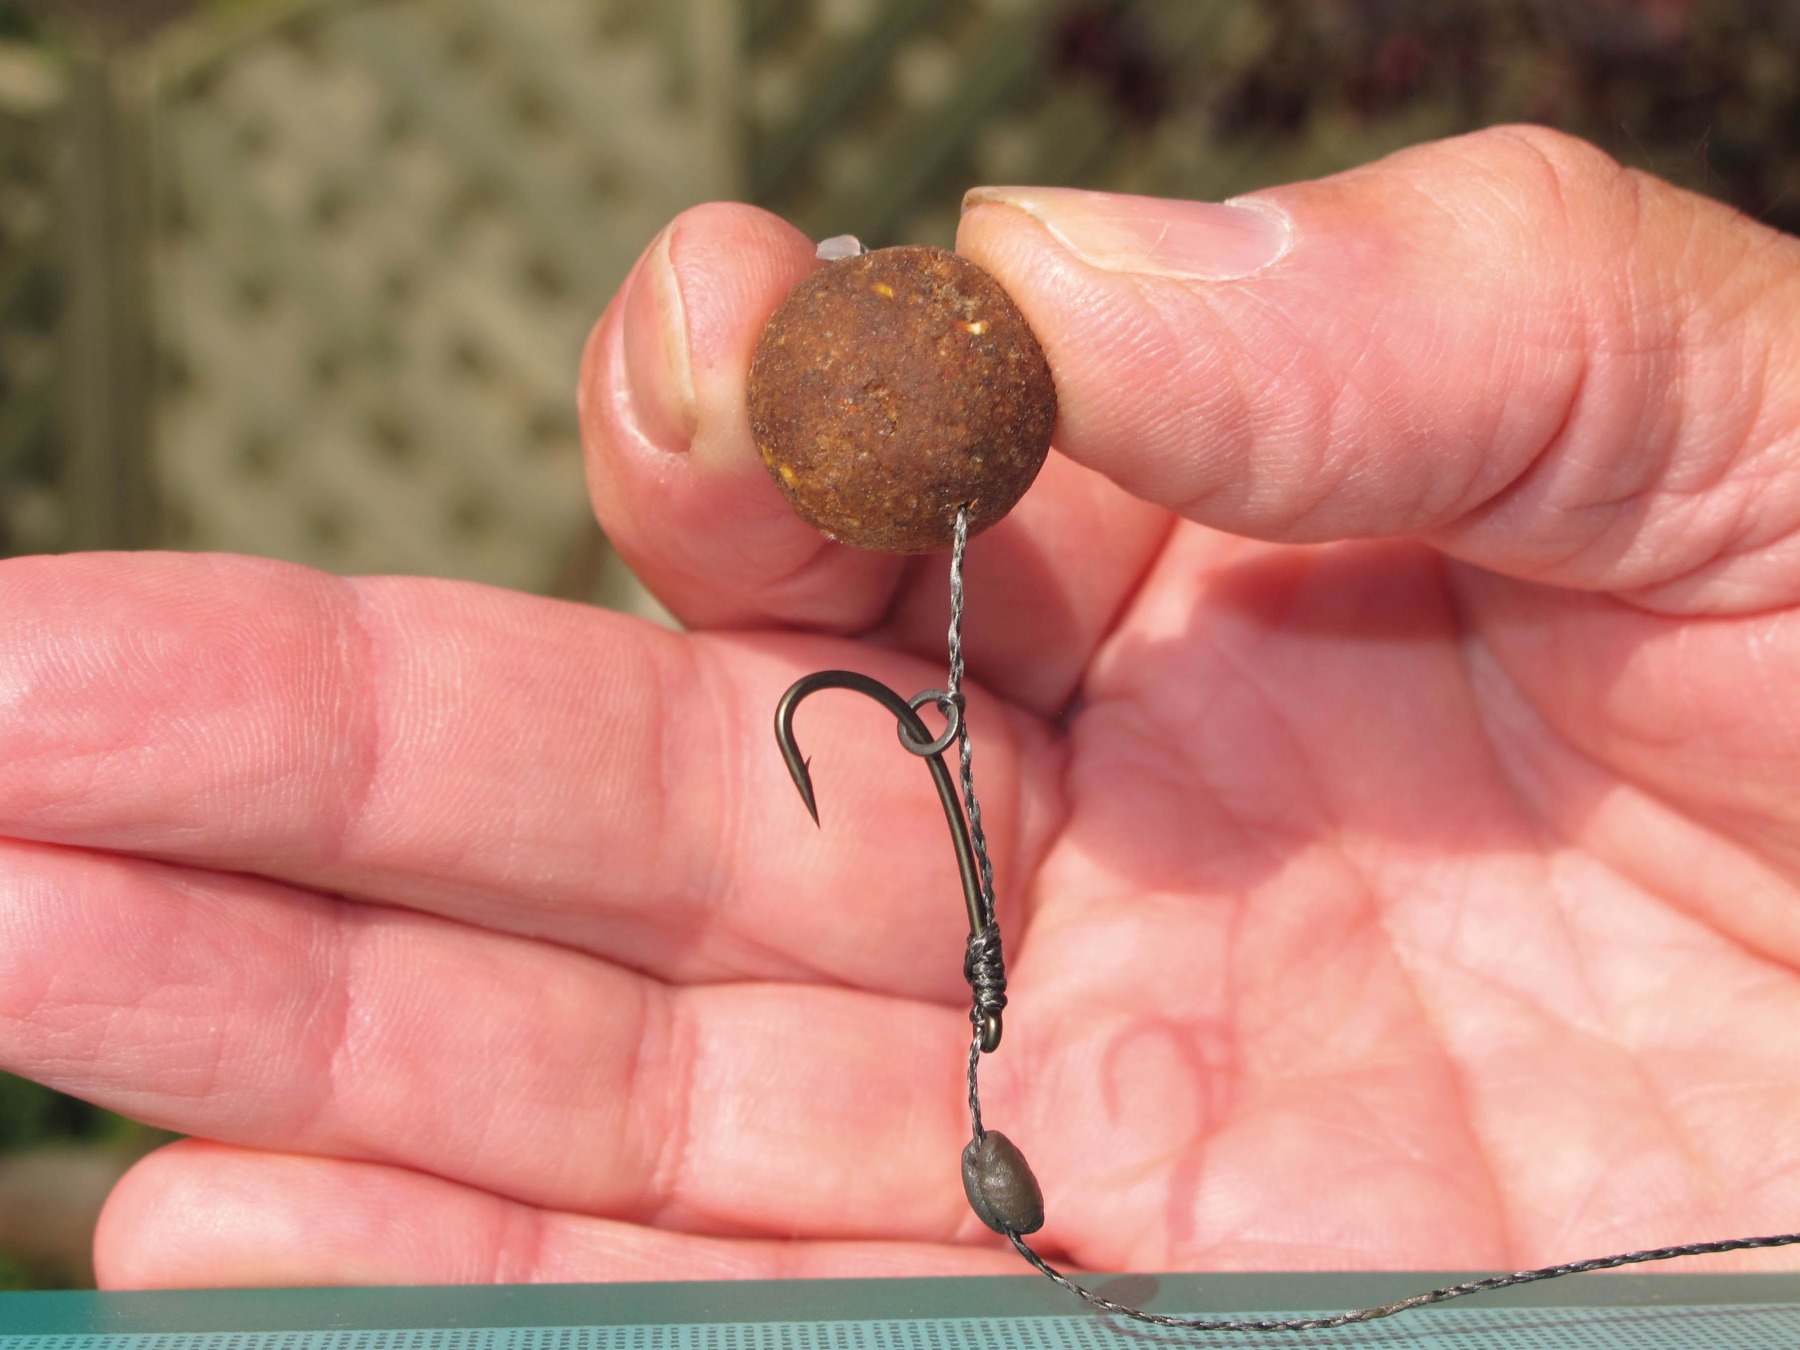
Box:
898, 689, 962, 757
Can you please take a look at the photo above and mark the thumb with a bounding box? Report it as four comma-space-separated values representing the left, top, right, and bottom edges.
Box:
958, 126, 1800, 613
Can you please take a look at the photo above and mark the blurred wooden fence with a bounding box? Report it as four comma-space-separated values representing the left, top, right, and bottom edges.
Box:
0, 0, 738, 607
142, 0, 734, 604
11, 0, 1764, 603
0, 41, 69, 560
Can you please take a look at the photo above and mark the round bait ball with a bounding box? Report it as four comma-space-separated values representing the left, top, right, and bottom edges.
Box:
747, 245, 1056, 554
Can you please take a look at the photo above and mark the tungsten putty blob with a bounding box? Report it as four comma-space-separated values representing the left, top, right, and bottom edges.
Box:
747, 245, 1056, 554
961, 1130, 1044, 1235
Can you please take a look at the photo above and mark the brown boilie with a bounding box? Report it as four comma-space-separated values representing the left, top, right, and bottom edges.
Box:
747, 245, 1057, 554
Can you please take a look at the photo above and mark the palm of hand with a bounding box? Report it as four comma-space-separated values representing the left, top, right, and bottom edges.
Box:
1004, 527, 1800, 1276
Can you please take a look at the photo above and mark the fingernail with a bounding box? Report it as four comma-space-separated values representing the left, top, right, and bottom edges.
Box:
963, 186, 1291, 281
622, 227, 698, 449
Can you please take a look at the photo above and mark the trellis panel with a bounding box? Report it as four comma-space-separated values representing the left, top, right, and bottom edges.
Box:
13, 0, 1790, 610
143, 0, 725, 608
0, 41, 68, 558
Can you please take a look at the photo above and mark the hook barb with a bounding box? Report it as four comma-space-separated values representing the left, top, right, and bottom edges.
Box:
782, 748, 820, 827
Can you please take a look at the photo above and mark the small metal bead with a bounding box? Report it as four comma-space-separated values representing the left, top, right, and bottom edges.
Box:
961, 1130, 1044, 1235
978, 1009, 1002, 1053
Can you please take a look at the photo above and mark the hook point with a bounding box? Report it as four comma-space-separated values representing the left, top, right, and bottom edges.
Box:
798, 759, 820, 826
775, 684, 824, 825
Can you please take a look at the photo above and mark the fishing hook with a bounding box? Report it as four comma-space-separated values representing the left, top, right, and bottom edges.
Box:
774, 668, 1003, 1052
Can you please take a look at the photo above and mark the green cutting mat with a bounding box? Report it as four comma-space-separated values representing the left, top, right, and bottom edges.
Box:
4, 1273, 1799, 1348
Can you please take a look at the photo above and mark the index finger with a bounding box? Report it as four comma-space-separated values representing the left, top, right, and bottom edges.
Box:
958, 126, 1800, 614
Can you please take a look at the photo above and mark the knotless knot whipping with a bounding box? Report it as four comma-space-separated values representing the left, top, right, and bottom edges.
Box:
964, 923, 1007, 1023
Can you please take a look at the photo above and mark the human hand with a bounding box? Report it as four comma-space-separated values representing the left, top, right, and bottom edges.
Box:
5, 126, 1800, 1287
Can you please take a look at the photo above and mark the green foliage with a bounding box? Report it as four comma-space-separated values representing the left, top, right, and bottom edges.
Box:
0, 1250, 34, 1291
0, 1075, 173, 1290
0, 1, 39, 41
0, 1072, 137, 1152
0, 1073, 54, 1150
1187, 0, 1800, 235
